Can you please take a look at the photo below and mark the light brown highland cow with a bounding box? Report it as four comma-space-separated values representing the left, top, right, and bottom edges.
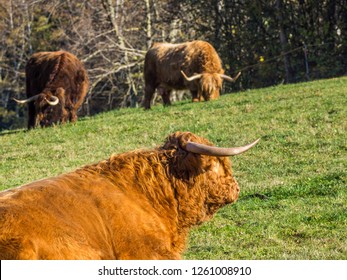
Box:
143, 40, 241, 109
0, 132, 259, 259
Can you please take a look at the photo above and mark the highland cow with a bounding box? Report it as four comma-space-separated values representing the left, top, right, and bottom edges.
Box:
0, 132, 259, 259
14, 51, 89, 128
143, 41, 241, 109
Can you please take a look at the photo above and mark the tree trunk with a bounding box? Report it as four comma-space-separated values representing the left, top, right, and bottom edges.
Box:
276, 0, 293, 83
103, 0, 138, 108
145, 0, 152, 48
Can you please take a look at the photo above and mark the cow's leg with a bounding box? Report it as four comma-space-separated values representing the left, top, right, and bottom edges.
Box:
200, 91, 206, 101
27, 103, 36, 129
198, 90, 205, 101
143, 83, 156, 110
160, 88, 171, 106
191, 90, 199, 102
69, 110, 77, 123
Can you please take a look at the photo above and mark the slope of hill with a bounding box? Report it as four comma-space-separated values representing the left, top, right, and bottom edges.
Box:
0, 77, 346, 259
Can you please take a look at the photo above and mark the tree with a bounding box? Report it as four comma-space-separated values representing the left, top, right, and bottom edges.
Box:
0, 0, 345, 130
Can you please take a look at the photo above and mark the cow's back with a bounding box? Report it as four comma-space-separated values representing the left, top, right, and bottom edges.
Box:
0, 175, 115, 259
0, 170, 177, 260
144, 41, 223, 88
25, 51, 89, 107
187, 40, 224, 74
25, 52, 62, 96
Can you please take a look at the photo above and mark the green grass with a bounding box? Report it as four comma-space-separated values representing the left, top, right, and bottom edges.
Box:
0, 77, 346, 259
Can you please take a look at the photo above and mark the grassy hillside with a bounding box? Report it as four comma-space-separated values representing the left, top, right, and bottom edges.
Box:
0, 77, 346, 259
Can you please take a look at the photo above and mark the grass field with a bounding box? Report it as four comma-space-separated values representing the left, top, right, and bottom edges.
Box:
0, 77, 346, 259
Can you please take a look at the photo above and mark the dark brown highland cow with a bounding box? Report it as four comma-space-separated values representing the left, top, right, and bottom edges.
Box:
0, 132, 259, 260
14, 51, 89, 128
143, 40, 241, 109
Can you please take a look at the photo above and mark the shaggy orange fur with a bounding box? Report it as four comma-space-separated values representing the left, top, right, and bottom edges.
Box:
143, 40, 225, 109
24, 51, 89, 128
0, 132, 240, 260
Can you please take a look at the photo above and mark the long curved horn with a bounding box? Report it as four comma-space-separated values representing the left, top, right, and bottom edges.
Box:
45, 95, 59, 106
13, 95, 40, 104
181, 70, 202, 82
220, 71, 241, 83
185, 138, 260, 156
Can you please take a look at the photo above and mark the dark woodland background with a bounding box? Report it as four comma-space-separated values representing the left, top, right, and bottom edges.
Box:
0, 0, 346, 130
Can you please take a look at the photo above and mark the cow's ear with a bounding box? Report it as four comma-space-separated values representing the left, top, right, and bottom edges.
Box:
55, 88, 65, 97
55, 88, 65, 103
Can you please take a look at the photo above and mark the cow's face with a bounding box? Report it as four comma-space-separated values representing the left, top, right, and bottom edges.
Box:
203, 156, 240, 219
199, 73, 223, 101
162, 132, 240, 220
34, 88, 67, 127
